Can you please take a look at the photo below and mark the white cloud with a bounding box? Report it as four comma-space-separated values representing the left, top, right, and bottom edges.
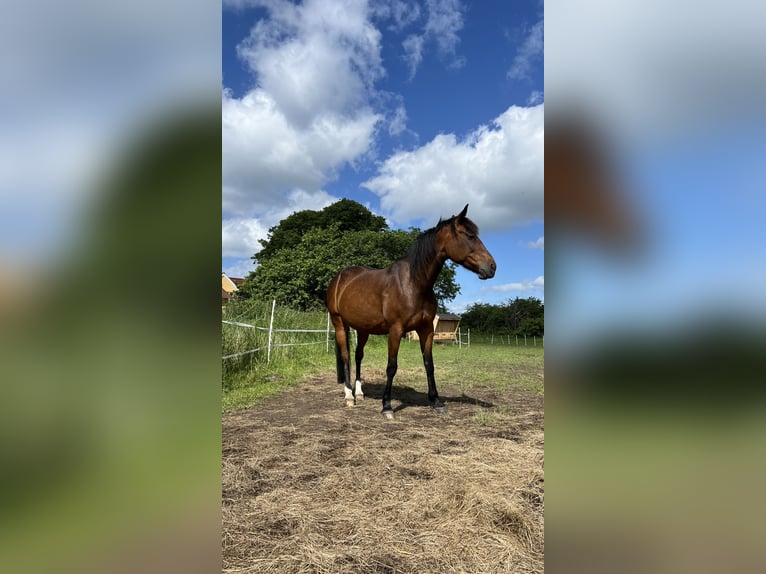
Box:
388, 104, 409, 136
222, 258, 257, 280
222, 189, 336, 260
362, 104, 544, 231
507, 18, 544, 81
223, 0, 407, 269
222, 89, 377, 217
527, 90, 544, 105
372, 0, 422, 32
222, 0, 389, 222
222, 217, 268, 259
526, 236, 544, 250
402, 34, 425, 79
426, 0, 465, 58
482, 276, 544, 293
236, 0, 384, 127
446, 298, 482, 315
403, 0, 465, 79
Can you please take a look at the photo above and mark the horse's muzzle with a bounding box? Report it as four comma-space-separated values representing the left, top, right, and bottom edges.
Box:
478, 260, 496, 280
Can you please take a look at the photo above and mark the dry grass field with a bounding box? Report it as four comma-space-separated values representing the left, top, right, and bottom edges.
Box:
223, 347, 544, 574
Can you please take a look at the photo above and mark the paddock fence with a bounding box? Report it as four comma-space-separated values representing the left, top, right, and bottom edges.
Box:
477, 332, 544, 347
222, 300, 332, 364
222, 300, 542, 369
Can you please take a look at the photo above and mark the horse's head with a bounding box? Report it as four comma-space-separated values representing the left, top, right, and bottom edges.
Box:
440, 205, 496, 280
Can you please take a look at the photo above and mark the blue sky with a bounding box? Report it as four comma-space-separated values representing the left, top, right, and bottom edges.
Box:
222, 0, 544, 313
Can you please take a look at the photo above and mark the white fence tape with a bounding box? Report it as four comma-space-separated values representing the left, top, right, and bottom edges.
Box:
223, 321, 330, 334
222, 320, 257, 329
222, 347, 266, 360
269, 328, 328, 333
269, 341, 325, 348
223, 300, 332, 363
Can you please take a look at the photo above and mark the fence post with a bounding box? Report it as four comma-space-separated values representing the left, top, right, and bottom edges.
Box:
458, 328, 462, 349
524, 334, 527, 346
468, 329, 470, 347
515, 335, 518, 346
267, 299, 276, 363
534, 336, 536, 347
326, 312, 330, 353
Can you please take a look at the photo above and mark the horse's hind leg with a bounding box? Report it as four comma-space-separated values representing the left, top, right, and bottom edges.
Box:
335, 334, 345, 385
354, 331, 369, 402
331, 316, 354, 407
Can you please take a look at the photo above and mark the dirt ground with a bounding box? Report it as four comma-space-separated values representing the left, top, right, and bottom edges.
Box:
222, 369, 544, 573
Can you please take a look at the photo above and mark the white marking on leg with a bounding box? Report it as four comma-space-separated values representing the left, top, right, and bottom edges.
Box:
355, 380, 364, 400
344, 386, 355, 407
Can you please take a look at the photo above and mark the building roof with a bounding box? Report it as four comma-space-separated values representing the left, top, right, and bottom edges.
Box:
437, 313, 461, 321
222, 272, 243, 293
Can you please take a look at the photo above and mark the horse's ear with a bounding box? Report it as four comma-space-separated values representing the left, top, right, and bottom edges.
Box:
457, 204, 469, 221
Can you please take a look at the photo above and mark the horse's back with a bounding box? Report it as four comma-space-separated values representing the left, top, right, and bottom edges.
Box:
326, 264, 401, 333
327, 265, 379, 310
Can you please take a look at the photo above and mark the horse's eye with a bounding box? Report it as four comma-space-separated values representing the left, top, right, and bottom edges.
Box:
466, 234, 476, 241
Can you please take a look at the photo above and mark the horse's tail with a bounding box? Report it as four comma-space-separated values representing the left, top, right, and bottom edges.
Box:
334, 322, 350, 384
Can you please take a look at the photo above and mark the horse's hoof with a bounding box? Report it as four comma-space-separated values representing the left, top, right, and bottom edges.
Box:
355, 394, 364, 402
381, 410, 395, 421
432, 404, 448, 414
345, 399, 355, 408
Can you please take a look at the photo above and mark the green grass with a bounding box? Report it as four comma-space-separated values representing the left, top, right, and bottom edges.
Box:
472, 404, 514, 426
430, 342, 544, 394
222, 301, 544, 412
222, 299, 335, 410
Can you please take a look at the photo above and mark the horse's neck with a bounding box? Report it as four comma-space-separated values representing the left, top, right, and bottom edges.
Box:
410, 252, 446, 293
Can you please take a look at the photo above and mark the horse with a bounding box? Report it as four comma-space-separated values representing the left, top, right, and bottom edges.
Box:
325, 204, 496, 420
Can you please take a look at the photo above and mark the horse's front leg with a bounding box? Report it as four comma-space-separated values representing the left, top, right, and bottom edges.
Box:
417, 327, 447, 414
382, 327, 403, 420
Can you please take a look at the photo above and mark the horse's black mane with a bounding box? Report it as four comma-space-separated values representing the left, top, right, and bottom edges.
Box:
406, 214, 479, 281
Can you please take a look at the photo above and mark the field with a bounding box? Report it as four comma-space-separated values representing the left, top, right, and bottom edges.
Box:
222, 306, 544, 573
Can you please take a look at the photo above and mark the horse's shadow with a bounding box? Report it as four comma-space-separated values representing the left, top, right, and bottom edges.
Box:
360, 382, 494, 413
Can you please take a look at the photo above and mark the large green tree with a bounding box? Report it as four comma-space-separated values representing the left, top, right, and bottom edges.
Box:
241, 201, 460, 310
254, 198, 388, 264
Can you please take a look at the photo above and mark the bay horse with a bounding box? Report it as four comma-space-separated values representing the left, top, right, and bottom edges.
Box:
326, 205, 496, 420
